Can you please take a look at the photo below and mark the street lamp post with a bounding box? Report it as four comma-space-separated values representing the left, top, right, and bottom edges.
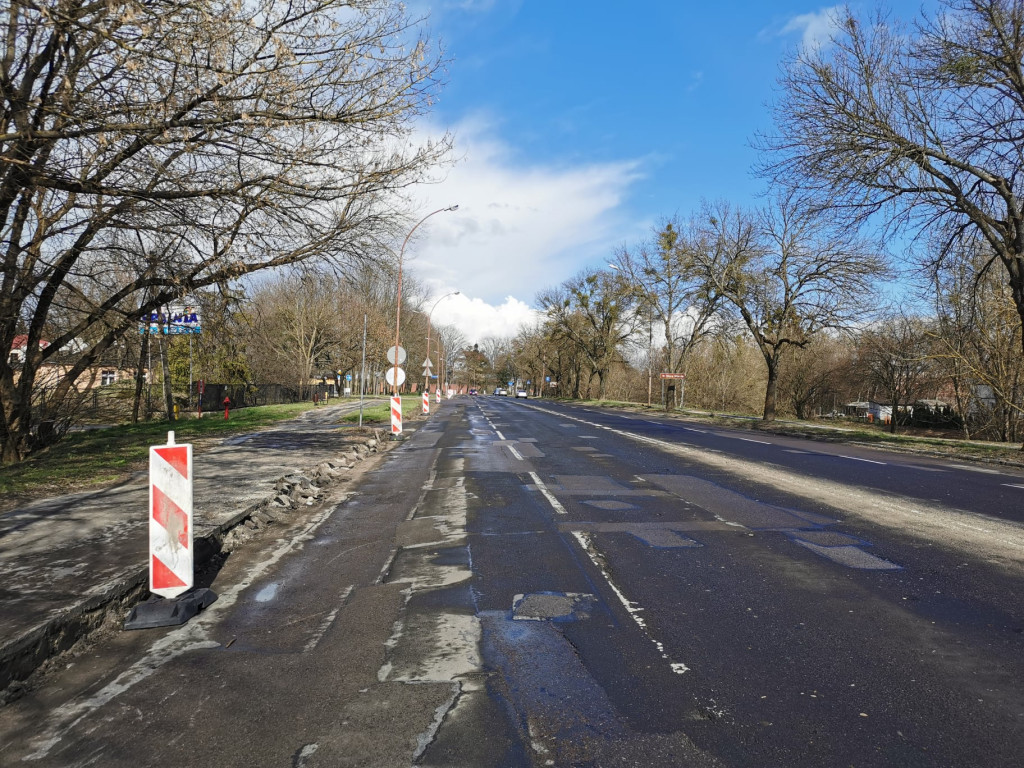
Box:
424, 290, 460, 400
391, 206, 459, 419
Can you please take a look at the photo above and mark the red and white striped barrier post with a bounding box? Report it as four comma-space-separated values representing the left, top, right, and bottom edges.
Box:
422, 391, 429, 414
391, 395, 403, 435
124, 431, 219, 629
149, 431, 193, 598
435, 389, 441, 404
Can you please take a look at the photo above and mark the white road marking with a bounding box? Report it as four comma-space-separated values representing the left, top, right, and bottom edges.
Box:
495, 430, 506, 440
838, 455, 887, 465
528, 471, 567, 515
571, 531, 689, 675
737, 437, 772, 445
303, 587, 352, 652
1004, 484, 1024, 490
948, 464, 1001, 475
539, 405, 1024, 565
507, 444, 524, 461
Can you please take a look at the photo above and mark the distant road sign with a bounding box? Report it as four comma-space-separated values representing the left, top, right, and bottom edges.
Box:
386, 346, 407, 365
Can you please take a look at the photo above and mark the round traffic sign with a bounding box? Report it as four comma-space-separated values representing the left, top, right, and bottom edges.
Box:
386, 346, 407, 365
384, 367, 406, 387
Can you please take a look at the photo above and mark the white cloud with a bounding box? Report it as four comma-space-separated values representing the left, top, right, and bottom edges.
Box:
401, 115, 643, 342
778, 6, 843, 51
431, 294, 540, 346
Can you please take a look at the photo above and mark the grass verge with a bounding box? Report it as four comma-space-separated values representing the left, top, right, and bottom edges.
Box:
0, 402, 318, 504
342, 396, 428, 425
570, 398, 1024, 466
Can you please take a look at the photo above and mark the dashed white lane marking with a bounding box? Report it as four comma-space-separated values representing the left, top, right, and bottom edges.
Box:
528, 471, 567, 515
838, 455, 887, 465
522, 402, 1024, 563
507, 444, 524, 461
737, 437, 771, 445
1004, 484, 1024, 490
495, 429, 506, 440
571, 531, 689, 675
784, 449, 809, 454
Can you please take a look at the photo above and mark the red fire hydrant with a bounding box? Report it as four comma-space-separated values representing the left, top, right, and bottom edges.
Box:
223, 396, 230, 420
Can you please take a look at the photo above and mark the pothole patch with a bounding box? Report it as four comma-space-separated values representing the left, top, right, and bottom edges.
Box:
511, 592, 596, 622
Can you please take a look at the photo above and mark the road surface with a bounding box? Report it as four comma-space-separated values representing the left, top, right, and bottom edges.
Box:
2, 398, 1022, 767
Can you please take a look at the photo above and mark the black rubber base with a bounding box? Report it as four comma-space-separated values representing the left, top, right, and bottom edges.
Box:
123, 588, 218, 630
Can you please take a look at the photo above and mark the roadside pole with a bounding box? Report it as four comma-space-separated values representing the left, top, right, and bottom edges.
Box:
359, 313, 367, 428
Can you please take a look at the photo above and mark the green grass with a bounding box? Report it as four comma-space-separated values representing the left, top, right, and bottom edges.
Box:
342, 396, 426, 424
0, 402, 317, 501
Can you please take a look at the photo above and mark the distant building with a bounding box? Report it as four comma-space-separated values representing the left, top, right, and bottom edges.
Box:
7, 335, 51, 365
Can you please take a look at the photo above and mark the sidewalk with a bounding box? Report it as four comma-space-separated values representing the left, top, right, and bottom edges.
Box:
0, 401, 392, 697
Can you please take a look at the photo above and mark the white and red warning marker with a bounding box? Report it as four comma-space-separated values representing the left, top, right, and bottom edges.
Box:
149, 431, 193, 598
435, 389, 441, 404
422, 391, 430, 414
391, 395, 403, 435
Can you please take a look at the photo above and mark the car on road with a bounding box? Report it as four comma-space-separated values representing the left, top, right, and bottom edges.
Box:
515, 389, 528, 399
499, 388, 508, 396
469, 388, 478, 395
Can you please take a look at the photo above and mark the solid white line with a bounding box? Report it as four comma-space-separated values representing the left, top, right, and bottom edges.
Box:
528, 471, 567, 515
495, 430, 506, 440
1004, 484, 1024, 490
838, 455, 887, 465
507, 444, 524, 461
737, 437, 772, 445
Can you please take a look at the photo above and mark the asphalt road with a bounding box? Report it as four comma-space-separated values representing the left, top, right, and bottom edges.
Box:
2, 398, 1023, 767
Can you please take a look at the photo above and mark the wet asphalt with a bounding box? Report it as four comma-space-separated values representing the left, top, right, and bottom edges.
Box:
2, 398, 1023, 767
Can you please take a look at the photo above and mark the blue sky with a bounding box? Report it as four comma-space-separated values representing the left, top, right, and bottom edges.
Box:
409, 1, 934, 341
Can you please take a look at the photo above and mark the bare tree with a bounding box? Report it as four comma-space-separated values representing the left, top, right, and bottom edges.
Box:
761, 0, 1024, 365
537, 270, 639, 401
859, 313, 937, 434
612, 217, 725, 406
0, 0, 448, 462
932, 239, 1024, 440
696, 197, 885, 420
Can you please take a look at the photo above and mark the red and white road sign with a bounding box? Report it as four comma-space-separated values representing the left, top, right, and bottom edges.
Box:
391, 395, 403, 434
422, 391, 430, 414
149, 432, 193, 598
435, 389, 441, 404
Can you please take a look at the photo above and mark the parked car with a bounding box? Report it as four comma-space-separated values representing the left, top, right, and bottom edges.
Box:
515, 389, 528, 399
499, 388, 508, 396
493, 388, 501, 396
469, 388, 478, 395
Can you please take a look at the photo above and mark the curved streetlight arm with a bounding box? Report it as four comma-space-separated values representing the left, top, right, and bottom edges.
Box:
393, 205, 459, 396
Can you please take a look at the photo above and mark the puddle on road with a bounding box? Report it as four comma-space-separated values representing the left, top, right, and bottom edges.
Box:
254, 582, 280, 602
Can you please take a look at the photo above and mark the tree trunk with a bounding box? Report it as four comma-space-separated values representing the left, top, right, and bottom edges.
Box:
158, 334, 174, 421
132, 333, 149, 424
762, 357, 779, 421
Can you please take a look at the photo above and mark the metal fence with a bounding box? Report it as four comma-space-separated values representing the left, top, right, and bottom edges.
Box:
198, 383, 304, 412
